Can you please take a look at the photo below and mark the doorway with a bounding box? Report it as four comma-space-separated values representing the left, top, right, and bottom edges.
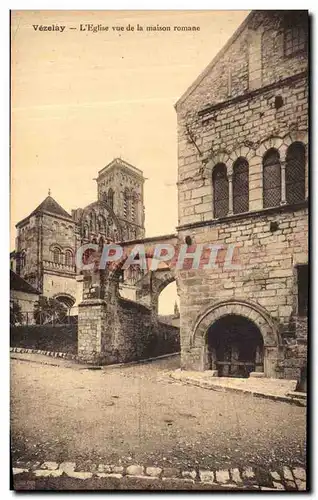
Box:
207, 314, 264, 377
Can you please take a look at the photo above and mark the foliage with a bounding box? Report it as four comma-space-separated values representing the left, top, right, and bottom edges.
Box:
10, 301, 23, 326
34, 296, 68, 325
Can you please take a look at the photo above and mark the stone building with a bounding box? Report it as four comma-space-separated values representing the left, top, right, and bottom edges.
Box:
175, 11, 308, 379
11, 158, 145, 313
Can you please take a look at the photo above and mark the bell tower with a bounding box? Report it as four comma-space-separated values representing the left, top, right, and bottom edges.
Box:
96, 158, 145, 241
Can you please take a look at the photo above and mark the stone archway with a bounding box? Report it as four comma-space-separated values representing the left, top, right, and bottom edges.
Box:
207, 315, 264, 378
189, 300, 281, 378
135, 268, 176, 314
53, 293, 76, 309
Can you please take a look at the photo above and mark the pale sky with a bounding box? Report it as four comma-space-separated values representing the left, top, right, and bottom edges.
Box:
11, 10, 249, 312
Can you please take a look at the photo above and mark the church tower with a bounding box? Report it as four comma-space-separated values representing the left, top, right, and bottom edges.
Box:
96, 158, 145, 241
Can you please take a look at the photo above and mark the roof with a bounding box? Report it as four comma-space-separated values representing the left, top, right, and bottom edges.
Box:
98, 158, 144, 179
10, 270, 40, 295
175, 11, 253, 109
32, 195, 72, 219
17, 195, 72, 227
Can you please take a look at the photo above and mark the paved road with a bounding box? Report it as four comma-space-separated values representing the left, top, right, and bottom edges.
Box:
11, 355, 306, 474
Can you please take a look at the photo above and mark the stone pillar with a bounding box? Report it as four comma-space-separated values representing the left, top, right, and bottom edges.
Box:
78, 299, 106, 365
255, 345, 263, 372
228, 172, 234, 216
280, 161, 287, 205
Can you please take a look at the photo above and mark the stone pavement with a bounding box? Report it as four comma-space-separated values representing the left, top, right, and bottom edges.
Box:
12, 460, 307, 491
169, 369, 306, 406
11, 353, 307, 491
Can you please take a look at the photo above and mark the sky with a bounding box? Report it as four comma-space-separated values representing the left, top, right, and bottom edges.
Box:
11, 10, 249, 312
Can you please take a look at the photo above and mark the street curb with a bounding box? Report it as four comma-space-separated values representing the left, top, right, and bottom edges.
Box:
12, 461, 307, 491
169, 373, 306, 407
10, 347, 78, 361
10, 348, 180, 369
102, 352, 180, 370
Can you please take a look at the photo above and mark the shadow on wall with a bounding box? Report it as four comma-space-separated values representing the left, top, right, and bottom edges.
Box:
98, 297, 180, 365
10, 325, 78, 354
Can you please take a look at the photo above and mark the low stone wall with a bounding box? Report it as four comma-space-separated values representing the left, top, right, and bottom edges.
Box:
10, 325, 78, 355
78, 296, 180, 365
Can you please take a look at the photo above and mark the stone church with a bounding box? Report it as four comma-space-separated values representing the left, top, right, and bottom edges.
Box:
175, 10, 308, 381
11, 158, 146, 313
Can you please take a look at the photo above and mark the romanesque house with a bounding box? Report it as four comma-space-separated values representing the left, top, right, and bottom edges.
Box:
175, 10, 308, 380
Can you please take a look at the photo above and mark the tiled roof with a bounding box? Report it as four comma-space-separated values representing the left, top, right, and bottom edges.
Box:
10, 270, 40, 295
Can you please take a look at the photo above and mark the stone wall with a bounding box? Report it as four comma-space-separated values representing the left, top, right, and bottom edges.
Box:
175, 10, 308, 380
177, 75, 308, 227
42, 272, 77, 305
16, 214, 41, 288
78, 295, 180, 365
177, 204, 307, 378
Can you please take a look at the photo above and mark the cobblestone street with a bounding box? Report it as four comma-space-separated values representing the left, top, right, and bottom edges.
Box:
11, 355, 307, 490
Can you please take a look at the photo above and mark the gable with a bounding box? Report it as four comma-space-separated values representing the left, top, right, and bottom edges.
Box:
176, 11, 308, 116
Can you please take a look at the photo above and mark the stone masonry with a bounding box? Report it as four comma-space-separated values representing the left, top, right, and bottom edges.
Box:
175, 11, 308, 380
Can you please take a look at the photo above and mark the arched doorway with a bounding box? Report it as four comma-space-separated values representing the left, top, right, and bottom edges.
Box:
54, 293, 76, 309
207, 315, 264, 378
190, 300, 279, 377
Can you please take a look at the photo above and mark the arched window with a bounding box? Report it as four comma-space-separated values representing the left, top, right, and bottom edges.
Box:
123, 188, 130, 219
213, 163, 229, 218
286, 142, 306, 204
65, 250, 73, 266
263, 148, 281, 208
233, 158, 249, 214
53, 248, 61, 264
108, 188, 114, 210
131, 191, 138, 222
98, 236, 104, 251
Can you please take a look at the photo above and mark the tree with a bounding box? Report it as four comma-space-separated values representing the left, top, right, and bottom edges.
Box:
33, 296, 68, 325
10, 301, 23, 326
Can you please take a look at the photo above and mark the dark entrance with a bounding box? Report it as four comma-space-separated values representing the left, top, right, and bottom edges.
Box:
207, 314, 264, 378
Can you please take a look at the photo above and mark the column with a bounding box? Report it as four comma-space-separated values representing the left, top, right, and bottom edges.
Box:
78, 298, 107, 364
227, 169, 234, 216
280, 160, 287, 205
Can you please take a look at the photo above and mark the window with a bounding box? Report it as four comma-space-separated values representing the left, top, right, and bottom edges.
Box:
53, 248, 61, 264
65, 250, 73, 266
297, 265, 308, 317
131, 191, 137, 222
286, 142, 306, 204
285, 26, 307, 56
233, 158, 249, 214
213, 163, 229, 218
123, 188, 129, 219
263, 149, 281, 208
98, 236, 104, 251
20, 251, 26, 269
108, 188, 114, 210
